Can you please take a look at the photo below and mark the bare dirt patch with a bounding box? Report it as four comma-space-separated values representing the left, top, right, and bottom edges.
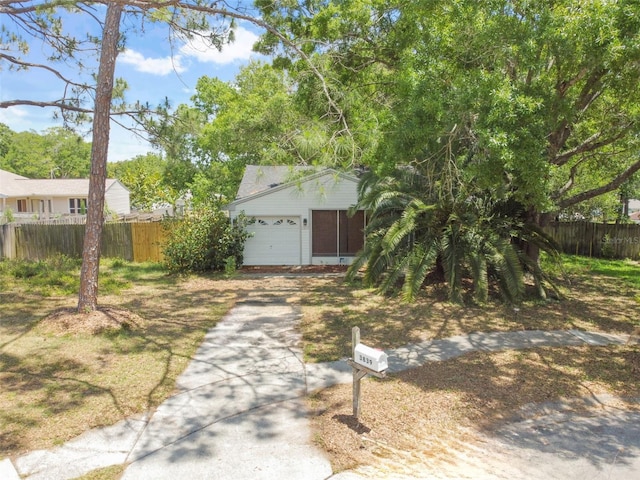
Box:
39, 307, 146, 335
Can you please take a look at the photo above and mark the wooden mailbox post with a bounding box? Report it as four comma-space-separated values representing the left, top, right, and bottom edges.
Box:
346, 326, 388, 420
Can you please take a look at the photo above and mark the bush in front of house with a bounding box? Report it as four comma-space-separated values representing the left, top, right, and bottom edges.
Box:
161, 207, 250, 273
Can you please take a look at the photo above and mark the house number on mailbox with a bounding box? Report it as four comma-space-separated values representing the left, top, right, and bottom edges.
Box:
347, 326, 388, 420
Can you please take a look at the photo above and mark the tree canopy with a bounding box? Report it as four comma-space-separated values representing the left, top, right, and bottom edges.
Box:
0, 126, 91, 178
107, 153, 169, 211
255, 0, 640, 220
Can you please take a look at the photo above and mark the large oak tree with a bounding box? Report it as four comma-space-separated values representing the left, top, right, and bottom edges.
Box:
257, 0, 640, 218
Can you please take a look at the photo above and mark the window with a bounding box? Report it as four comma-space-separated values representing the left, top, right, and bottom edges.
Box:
312, 210, 365, 256
17, 199, 27, 213
273, 218, 297, 226
69, 198, 87, 214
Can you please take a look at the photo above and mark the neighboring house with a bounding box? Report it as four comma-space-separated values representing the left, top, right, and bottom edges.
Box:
0, 168, 131, 220
628, 199, 640, 224
225, 165, 365, 266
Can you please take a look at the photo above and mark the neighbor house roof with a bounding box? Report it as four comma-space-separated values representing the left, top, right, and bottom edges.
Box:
0, 168, 123, 197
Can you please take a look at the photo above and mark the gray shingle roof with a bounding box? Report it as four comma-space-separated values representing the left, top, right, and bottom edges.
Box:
235, 165, 318, 199
0, 168, 119, 197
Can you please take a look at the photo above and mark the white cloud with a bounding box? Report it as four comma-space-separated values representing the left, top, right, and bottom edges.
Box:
119, 49, 186, 76
0, 106, 54, 133
0, 106, 28, 124
180, 26, 259, 65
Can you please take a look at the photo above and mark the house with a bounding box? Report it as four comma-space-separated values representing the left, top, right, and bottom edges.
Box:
0, 168, 130, 220
225, 165, 365, 266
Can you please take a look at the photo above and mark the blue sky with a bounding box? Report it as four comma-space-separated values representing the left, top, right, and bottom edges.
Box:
0, 8, 265, 162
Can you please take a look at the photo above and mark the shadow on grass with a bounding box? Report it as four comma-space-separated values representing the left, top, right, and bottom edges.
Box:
0, 351, 124, 454
333, 414, 371, 434
298, 273, 640, 363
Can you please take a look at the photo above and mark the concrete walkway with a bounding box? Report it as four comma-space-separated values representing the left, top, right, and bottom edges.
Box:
5, 291, 637, 480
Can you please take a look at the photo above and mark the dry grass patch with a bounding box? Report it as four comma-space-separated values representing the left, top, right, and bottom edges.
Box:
310, 345, 640, 474
301, 259, 640, 475
299, 273, 639, 362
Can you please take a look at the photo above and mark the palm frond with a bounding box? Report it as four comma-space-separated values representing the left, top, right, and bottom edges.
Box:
490, 240, 525, 304
402, 240, 440, 302
469, 251, 488, 304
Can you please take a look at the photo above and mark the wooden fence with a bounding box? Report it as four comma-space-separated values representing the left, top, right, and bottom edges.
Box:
1, 220, 638, 263
0, 222, 167, 262
544, 222, 640, 259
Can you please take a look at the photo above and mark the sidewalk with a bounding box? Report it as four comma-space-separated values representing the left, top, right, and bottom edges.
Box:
6, 291, 635, 480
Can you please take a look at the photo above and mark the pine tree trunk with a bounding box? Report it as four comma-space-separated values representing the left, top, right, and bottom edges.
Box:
77, 3, 122, 313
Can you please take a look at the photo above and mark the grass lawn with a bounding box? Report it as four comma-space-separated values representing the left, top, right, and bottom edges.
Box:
0, 254, 638, 478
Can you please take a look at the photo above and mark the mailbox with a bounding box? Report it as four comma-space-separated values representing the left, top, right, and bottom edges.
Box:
354, 343, 388, 372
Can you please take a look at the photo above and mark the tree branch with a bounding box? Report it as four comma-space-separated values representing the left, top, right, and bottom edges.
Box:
552, 124, 633, 167
557, 159, 640, 209
0, 99, 93, 113
0, 53, 93, 90
548, 67, 609, 161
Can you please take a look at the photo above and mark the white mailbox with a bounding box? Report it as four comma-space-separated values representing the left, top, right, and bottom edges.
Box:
354, 343, 388, 372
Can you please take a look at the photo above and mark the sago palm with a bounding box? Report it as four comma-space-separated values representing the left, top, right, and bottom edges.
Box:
347, 167, 558, 304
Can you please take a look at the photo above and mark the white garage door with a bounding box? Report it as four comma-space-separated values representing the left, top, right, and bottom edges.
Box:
243, 216, 301, 266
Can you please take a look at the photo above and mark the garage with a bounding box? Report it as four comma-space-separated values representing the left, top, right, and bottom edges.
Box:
226, 166, 362, 266
242, 216, 301, 266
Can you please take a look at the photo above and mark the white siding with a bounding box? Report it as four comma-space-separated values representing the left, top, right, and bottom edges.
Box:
228, 172, 360, 266
52, 198, 73, 214
105, 181, 131, 215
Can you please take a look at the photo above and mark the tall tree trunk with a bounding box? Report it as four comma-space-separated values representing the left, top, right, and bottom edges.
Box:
77, 3, 122, 313
524, 208, 554, 263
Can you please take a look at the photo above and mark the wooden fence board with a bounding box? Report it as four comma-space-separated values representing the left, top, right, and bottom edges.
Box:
544, 222, 640, 259
0, 224, 16, 259
102, 223, 134, 261
131, 222, 165, 263
0, 222, 166, 262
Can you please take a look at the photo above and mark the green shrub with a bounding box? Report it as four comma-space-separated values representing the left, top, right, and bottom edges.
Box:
224, 256, 237, 276
161, 208, 251, 273
2, 208, 15, 224
0, 255, 82, 295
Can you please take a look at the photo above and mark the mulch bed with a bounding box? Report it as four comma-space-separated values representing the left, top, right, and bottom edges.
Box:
39, 307, 146, 335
